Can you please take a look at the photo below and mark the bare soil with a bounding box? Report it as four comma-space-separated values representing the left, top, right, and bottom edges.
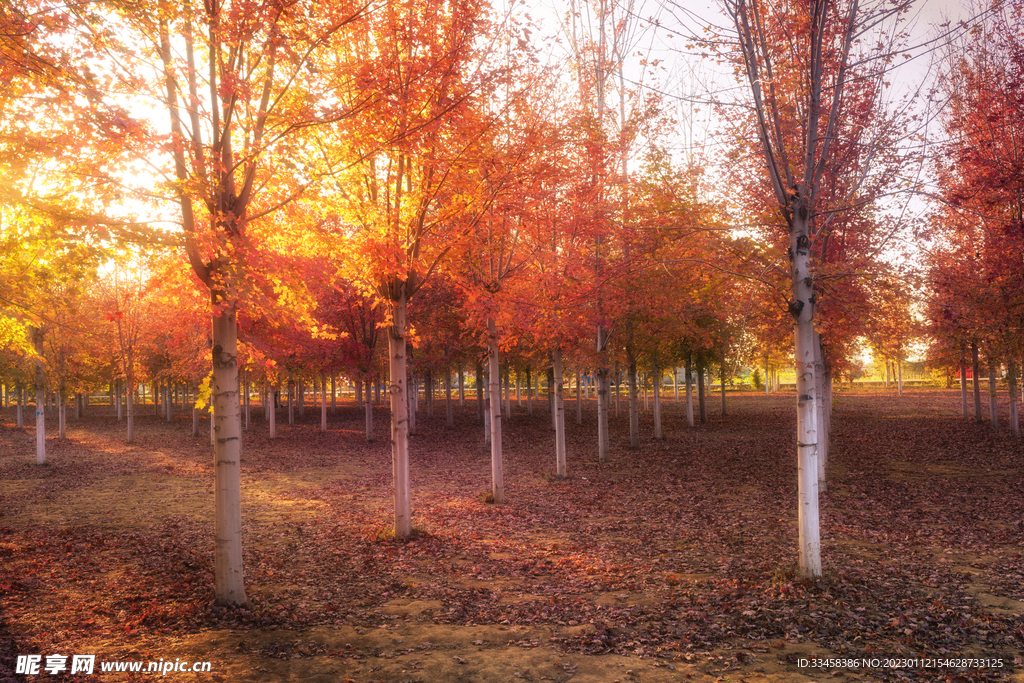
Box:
0, 388, 1022, 682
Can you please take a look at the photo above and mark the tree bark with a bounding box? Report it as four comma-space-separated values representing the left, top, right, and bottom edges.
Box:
1009, 359, 1020, 438
627, 353, 639, 448
458, 366, 465, 406
697, 363, 707, 424
553, 349, 566, 477
960, 347, 968, 420
972, 342, 982, 423
210, 307, 246, 605
269, 384, 277, 438
31, 327, 45, 465
388, 290, 412, 538
989, 358, 998, 429
445, 367, 454, 428
685, 357, 695, 428
487, 319, 504, 503
653, 361, 662, 440
476, 362, 485, 425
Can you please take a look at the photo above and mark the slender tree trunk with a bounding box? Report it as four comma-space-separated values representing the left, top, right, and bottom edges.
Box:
17, 386, 24, 429
210, 307, 246, 604
365, 381, 374, 441
165, 384, 172, 422
320, 372, 327, 433
487, 319, 504, 503
515, 370, 521, 408
597, 360, 609, 463
685, 358, 694, 428
288, 374, 295, 426
476, 362, 484, 425
458, 366, 465, 406
897, 358, 903, 396
697, 363, 707, 424
989, 359, 998, 429
627, 354, 639, 448
526, 367, 533, 416
653, 361, 662, 440
791, 211, 821, 578
116, 379, 123, 421
445, 367, 454, 428
1009, 359, 1020, 438
673, 368, 679, 402
960, 348, 968, 420
614, 363, 621, 418
972, 342, 982, 423
576, 366, 582, 425
388, 290, 412, 538
269, 385, 277, 438
31, 327, 45, 464
553, 349, 566, 478
331, 375, 336, 414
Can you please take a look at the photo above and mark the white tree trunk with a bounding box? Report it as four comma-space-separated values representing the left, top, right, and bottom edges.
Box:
576, 367, 582, 425
211, 307, 246, 604
553, 348, 566, 478
792, 215, 821, 579
989, 360, 998, 429
388, 291, 412, 538
487, 318, 504, 504
116, 379, 123, 421
653, 362, 662, 440
597, 349, 610, 463
972, 343, 982, 422
960, 352, 968, 420
31, 327, 45, 465
628, 357, 639, 448
269, 385, 277, 438
320, 372, 327, 433
685, 359, 694, 428
445, 367, 454, 428
1009, 360, 1020, 438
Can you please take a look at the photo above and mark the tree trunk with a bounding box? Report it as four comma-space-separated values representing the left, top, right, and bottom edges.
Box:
989, 359, 998, 429
791, 211, 821, 579
697, 363, 707, 424
365, 381, 374, 441
972, 342, 982, 423
388, 290, 412, 538
476, 362, 485, 425
653, 361, 662, 440
126, 376, 134, 444
673, 368, 679, 402
614, 363, 621, 418
269, 385, 277, 438
210, 307, 246, 604
17, 386, 24, 429
458, 366, 465, 406
31, 327, 45, 464
897, 358, 903, 396
685, 358, 695, 428
960, 348, 968, 420
445, 367, 454, 428
288, 374, 295, 426
1009, 359, 1020, 438
331, 375, 336, 414
553, 349, 566, 478
487, 319, 504, 503
576, 366, 583, 425
515, 370, 521, 408
483, 370, 491, 445
320, 372, 327, 433
526, 367, 533, 416
627, 354, 639, 448
596, 358, 609, 463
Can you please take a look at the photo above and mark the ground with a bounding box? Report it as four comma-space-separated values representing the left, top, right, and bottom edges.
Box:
0, 388, 1022, 682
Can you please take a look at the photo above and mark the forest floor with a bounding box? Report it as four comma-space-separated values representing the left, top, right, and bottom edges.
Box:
0, 388, 1022, 682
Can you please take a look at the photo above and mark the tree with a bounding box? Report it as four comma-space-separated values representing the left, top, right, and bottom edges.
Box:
713, 0, 915, 577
